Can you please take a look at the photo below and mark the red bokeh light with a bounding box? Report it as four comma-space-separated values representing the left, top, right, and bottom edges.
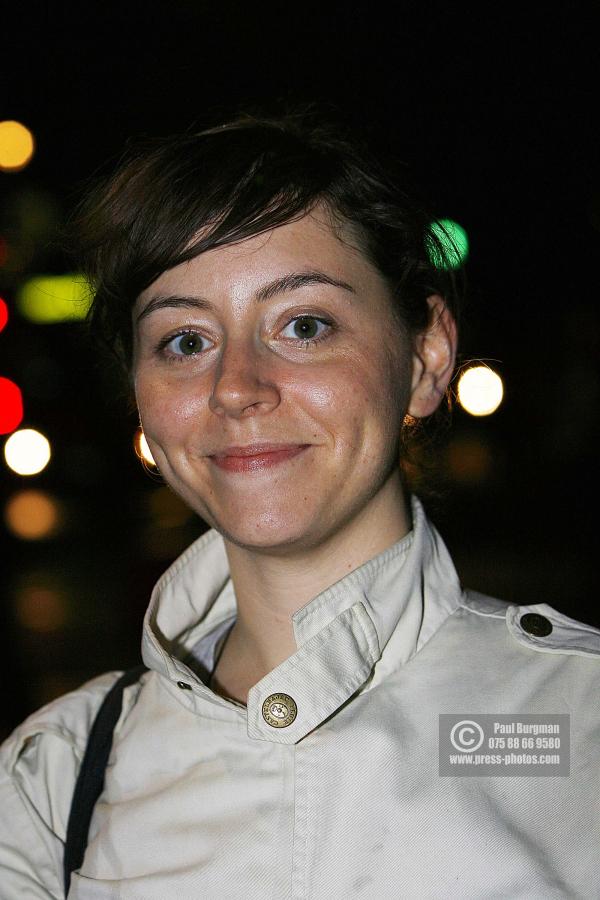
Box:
0, 377, 24, 434
0, 297, 8, 332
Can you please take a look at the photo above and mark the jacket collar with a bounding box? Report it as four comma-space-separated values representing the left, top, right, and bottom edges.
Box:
142, 496, 462, 743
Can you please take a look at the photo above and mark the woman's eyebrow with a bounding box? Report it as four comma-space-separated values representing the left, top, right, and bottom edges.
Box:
136, 270, 356, 324
254, 270, 356, 303
136, 295, 211, 324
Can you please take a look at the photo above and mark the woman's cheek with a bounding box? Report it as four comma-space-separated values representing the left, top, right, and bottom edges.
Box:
287, 358, 366, 405
137, 377, 204, 434
294, 380, 338, 410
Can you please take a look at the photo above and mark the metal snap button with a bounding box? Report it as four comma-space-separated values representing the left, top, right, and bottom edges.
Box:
519, 613, 553, 637
262, 693, 297, 728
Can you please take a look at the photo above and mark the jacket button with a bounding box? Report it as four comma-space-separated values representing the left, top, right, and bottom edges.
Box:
262, 693, 297, 728
519, 613, 553, 637
177, 681, 192, 690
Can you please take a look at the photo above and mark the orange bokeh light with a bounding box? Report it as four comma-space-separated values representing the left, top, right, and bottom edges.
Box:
4, 489, 62, 540
0, 120, 35, 172
15, 585, 68, 631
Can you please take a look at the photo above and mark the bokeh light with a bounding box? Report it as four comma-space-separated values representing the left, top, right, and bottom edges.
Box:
429, 218, 469, 269
0, 296, 8, 330
4, 489, 62, 540
0, 377, 24, 434
457, 366, 504, 416
446, 436, 494, 484
17, 274, 91, 323
134, 428, 157, 467
14, 585, 68, 631
4, 428, 52, 475
0, 120, 35, 172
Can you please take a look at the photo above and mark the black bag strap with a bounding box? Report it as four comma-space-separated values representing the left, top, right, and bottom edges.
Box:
63, 664, 148, 896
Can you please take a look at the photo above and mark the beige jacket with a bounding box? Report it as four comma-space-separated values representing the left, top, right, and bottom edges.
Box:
1, 497, 599, 899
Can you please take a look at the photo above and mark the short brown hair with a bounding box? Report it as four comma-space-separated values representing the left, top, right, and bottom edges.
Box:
75, 107, 462, 371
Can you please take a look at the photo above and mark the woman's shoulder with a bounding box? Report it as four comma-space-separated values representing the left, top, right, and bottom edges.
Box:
0, 670, 127, 896
1, 670, 125, 779
1, 670, 127, 826
458, 588, 600, 662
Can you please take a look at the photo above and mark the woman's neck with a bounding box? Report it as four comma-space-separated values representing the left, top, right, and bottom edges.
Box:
210, 478, 411, 704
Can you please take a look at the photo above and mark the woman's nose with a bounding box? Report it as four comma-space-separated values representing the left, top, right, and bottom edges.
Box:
208, 337, 281, 418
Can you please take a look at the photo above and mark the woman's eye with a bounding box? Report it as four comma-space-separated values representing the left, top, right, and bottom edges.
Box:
164, 332, 208, 356
280, 316, 331, 343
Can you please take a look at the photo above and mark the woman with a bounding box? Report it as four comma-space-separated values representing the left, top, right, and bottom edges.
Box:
1, 112, 598, 898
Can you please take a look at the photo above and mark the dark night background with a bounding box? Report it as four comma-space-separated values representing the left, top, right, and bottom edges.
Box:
1, 3, 598, 739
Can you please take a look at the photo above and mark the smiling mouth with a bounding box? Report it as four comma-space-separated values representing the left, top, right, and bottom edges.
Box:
209, 444, 310, 472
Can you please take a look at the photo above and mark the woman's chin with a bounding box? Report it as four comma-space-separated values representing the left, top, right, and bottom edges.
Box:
213, 515, 318, 555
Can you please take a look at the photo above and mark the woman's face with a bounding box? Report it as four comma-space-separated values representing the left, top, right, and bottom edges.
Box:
132, 207, 417, 553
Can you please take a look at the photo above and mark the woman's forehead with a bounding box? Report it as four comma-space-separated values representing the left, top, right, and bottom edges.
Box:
135, 207, 383, 310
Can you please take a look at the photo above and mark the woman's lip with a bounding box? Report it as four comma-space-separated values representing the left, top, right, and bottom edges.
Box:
209, 444, 310, 472
211, 444, 309, 458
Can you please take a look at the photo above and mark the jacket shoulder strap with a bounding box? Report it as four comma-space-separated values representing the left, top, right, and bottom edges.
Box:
63, 664, 148, 896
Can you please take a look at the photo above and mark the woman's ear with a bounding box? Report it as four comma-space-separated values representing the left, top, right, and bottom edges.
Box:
407, 295, 458, 418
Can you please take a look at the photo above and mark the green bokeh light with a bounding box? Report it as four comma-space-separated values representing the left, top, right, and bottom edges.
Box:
17, 274, 92, 323
428, 219, 469, 270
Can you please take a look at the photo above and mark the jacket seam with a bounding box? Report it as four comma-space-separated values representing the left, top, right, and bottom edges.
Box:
457, 600, 506, 620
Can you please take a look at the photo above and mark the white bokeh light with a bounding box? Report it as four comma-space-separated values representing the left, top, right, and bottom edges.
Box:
4, 428, 52, 475
457, 366, 504, 417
